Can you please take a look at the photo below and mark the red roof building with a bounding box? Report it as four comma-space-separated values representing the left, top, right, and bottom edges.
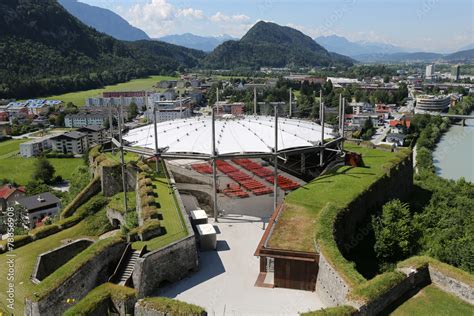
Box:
0, 184, 26, 211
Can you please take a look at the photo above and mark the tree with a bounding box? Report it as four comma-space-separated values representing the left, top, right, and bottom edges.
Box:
129, 102, 139, 119
372, 199, 416, 263
32, 157, 55, 184
25, 180, 51, 195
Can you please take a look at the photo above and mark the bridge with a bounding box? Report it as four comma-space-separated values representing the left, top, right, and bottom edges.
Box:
427, 113, 474, 126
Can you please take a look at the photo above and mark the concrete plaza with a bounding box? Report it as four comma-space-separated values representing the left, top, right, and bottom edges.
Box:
160, 215, 326, 315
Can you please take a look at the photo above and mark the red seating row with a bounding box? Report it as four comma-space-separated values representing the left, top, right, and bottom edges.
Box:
191, 163, 212, 174
232, 158, 273, 177
265, 175, 300, 191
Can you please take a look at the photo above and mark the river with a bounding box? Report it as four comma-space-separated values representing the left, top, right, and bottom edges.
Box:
433, 115, 474, 183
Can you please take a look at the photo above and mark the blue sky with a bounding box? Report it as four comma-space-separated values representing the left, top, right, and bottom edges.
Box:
80, 0, 473, 52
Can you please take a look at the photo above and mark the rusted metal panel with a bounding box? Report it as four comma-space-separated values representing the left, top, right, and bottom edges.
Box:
274, 258, 318, 291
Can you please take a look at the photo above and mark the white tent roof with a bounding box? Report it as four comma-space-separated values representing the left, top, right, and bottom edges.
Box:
124, 115, 334, 157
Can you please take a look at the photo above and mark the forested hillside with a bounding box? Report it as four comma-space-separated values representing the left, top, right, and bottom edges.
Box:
0, 0, 205, 99
203, 21, 354, 69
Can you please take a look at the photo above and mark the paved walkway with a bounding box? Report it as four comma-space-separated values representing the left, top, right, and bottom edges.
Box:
159, 215, 325, 316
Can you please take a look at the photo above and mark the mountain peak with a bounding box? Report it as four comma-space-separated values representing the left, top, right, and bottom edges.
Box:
204, 21, 353, 69
58, 0, 150, 41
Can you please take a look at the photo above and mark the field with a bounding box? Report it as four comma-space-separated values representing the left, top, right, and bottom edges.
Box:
44, 75, 178, 106
0, 206, 112, 315
390, 284, 474, 316
0, 139, 83, 184
268, 143, 397, 252
0, 139, 28, 159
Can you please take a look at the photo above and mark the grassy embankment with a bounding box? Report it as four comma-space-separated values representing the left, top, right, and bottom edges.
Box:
268, 143, 398, 252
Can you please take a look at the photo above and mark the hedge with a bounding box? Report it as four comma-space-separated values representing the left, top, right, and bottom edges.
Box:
300, 305, 357, 316
348, 271, 406, 303
63, 282, 136, 316
0, 235, 33, 253
56, 214, 82, 230
30, 224, 61, 240
137, 297, 206, 315
137, 219, 161, 235
142, 207, 160, 221
31, 236, 124, 302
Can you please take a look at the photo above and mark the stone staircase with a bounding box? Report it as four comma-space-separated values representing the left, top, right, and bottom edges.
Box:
117, 250, 141, 286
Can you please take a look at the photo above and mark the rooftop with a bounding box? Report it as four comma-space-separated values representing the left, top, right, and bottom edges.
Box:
124, 115, 334, 157
0, 184, 25, 199
16, 192, 60, 211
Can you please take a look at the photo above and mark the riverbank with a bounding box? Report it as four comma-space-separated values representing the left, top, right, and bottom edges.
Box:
433, 114, 473, 183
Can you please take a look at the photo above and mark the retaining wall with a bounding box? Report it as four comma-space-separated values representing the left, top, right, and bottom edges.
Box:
25, 241, 126, 316
32, 239, 94, 283
429, 266, 474, 304
315, 152, 414, 306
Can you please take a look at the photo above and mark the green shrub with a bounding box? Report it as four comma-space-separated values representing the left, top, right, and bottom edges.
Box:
141, 196, 155, 207
56, 215, 82, 229
138, 219, 161, 235
31, 224, 61, 240
137, 297, 206, 315
142, 206, 159, 221
75, 195, 109, 219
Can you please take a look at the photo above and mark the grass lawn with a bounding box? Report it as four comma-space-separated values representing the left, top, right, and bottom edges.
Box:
391, 284, 474, 316
44, 75, 178, 106
0, 157, 83, 185
132, 165, 188, 251
0, 139, 28, 159
267, 143, 397, 252
0, 205, 112, 315
0, 139, 84, 184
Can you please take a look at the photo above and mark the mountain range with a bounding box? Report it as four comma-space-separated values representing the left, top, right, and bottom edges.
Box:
158, 33, 237, 52
58, 0, 150, 41
203, 21, 354, 69
314, 35, 405, 57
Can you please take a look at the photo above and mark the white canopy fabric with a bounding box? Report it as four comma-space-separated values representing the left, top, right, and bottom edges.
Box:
124, 115, 334, 157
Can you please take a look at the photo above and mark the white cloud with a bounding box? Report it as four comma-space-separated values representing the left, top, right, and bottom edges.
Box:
118, 0, 251, 38
210, 12, 250, 23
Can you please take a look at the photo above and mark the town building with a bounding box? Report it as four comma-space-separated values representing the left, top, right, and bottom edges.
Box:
16, 192, 61, 228
386, 133, 407, 147
425, 64, 434, 80
19, 135, 54, 158
389, 119, 411, 134
77, 125, 107, 145
451, 65, 460, 81
415, 95, 450, 113
50, 131, 88, 155
348, 102, 373, 115
0, 184, 26, 212
154, 107, 192, 122
351, 113, 380, 128
64, 113, 108, 128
